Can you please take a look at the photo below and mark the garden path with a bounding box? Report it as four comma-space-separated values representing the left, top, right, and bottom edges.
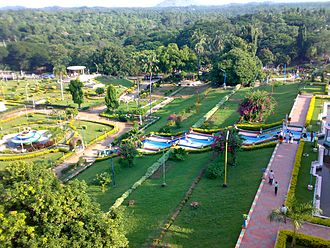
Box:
53, 112, 132, 178
236, 94, 330, 248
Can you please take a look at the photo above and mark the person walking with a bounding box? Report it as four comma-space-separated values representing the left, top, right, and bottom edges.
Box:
289, 132, 293, 144
274, 181, 279, 196
268, 170, 275, 185
280, 204, 288, 223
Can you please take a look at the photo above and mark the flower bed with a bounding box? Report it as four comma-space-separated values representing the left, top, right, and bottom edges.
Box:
305, 96, 315, 127
0, 148, 60, 161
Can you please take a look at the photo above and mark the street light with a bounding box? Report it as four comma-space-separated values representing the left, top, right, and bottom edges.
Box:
223, 130, 230, 187
220, 69, 227, 89
162, 149, 166, 187
111, 156, 116, 187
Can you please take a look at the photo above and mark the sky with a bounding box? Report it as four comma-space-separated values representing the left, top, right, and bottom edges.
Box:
0, 0, 329, 8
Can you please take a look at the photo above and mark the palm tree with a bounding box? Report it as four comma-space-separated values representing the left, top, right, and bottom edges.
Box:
141, 50, 159, 116
192, 30, 208, 75
268, 200, 321, 247
53, 65, 67, 101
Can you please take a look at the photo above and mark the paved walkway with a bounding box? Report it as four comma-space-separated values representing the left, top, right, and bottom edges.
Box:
237, 94, 330, 248
53, 112, 132, 178
289, 94, 312, 126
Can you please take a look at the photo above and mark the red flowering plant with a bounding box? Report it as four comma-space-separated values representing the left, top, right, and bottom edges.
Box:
212, 129, 242, 166
238, 90, 276, 123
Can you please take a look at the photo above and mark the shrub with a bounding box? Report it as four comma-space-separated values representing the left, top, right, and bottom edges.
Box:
275, 230, 330, 248
305, 96, 315, 127
95, 172, 112, 192
206, 161, 223, 179
170, 147, 187, 161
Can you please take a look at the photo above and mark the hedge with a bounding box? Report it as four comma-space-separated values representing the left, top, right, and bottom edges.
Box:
241, 141, 277, 151
0, 148, 60, 161
286, 140, 305, 207
192, 84, 241, 128
236, 120, 284, 131
111, 149, 171, 209
275, 230, 330, 248
305, 96, 315, 127
95, 153, 118, 161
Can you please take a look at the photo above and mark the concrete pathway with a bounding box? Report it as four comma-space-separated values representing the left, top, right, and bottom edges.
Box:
237, 94, 330, 248
53, 112, 132, 178
290, 94, 312, 127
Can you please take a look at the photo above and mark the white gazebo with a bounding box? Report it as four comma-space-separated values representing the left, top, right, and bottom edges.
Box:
67, 66, 86, 76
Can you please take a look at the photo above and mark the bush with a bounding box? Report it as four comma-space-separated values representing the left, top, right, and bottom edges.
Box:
236, 120, 283, 131
206, 161, 223, 179
275, 230, 330, 248
305, 96, 315, 127
242, 141, 277, 151
170, 147, 187, 161
0, 149, 60, 161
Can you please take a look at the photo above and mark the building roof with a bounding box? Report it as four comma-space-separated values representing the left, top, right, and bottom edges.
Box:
67, 66, 86, 71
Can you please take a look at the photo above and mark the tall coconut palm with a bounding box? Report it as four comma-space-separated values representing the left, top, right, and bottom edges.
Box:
141, 50, 159, 117
268, 200, 321, 247
53, 65, 67, 101
192, 30, 208, 75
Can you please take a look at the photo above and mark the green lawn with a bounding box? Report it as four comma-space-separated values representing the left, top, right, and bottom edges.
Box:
95, 76, 133, 88
73, 120, 113, 144
75, 154, 162, 211
0, 152, 63, 171
295, 142, 317, 204
300, 82, 325, 95
144, 88, 228, 133
310, 97, 327, 132
123, 152, 213, 247
161, 148, 274, 248
208, 88, 250, 128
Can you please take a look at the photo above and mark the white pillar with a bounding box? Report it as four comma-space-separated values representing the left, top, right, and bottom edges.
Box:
318, 145, 324, 167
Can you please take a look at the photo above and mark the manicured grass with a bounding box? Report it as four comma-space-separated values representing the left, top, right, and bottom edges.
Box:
300, 82, 325, 94
160, 148, 274, 248
73, 120, 113, 144
310, 97, 327, 132
123, 152, 213, 247
144, 88, 228, 133
75, 154, 162, 211
259, 83, 300, 123
208, 88, 250, 128
0, 152, 63, 171
95, 76, 133, 88
295, 142, 317, 204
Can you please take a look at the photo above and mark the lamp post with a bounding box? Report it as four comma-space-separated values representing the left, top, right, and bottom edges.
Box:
162, 149, 166, 187
223, 130, 230, 187
284, 63, 287, 83
220, 69, 227, 89
149, 68, 153, 117
111, 156, 116, 187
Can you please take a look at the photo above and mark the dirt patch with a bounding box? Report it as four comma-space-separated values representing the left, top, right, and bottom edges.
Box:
150, 160, 175, 179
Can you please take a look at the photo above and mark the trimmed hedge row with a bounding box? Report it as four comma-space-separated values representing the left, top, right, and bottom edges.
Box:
192, 84, 241, 128
305, 96, 315, 127
241, 141, 277, 151
275, 230, 330, 248
286, 140, 305, 207
0, 148, 60, 161
111, 149, 171, 209
236, 120, 284, 131
95, 153, 118, 161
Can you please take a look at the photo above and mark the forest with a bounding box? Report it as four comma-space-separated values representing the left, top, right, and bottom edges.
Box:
0, 2, 329, 85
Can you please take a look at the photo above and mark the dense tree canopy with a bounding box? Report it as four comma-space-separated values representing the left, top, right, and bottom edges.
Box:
0, 3, 328, 74
0, 162, 128, 247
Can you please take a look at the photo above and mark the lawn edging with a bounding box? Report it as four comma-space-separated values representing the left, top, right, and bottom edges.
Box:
274, 230, 330, 248
192, 84, 241, 128
0, 148, 60, 161
110, 149, 171, 210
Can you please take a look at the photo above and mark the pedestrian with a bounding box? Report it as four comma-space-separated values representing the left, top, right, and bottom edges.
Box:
302, 126, 307, 138
280, 204, 288, 223
274, 181, 279, 196
289, 132, 293, 144
310, 131, 314, 142
268, 170, 275, 185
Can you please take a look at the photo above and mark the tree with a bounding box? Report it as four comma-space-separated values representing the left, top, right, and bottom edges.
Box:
119, 141, 138, 167
105, 85, 119, 111
0, 161, 128, 247
238, 90, 276, 123
269, 200, 321, 247
68, 79, 84, 109
258, 48, 275, 67
96, 172, 112, 192
210, 48, 263, 86
95, 87, 105, 96
53, 64, 67, 101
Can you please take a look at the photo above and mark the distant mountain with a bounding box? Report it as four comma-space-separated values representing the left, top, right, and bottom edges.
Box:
156, 0, 200, 7
0, 6, 26, 10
